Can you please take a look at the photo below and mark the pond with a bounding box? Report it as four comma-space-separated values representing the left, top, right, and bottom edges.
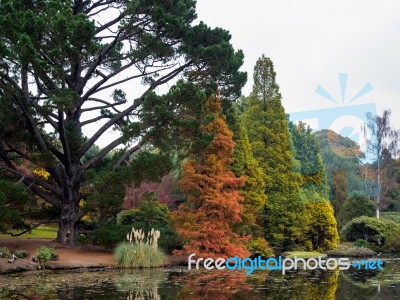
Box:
0, 256, 400, 299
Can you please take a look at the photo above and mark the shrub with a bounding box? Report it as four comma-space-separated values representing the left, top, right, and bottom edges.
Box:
337, 196, 375, 229
341, 216, 400, 248
302, 201, 339, 251
84, 193, 181, 252
353, 239, 369, 248
247, 237, 274, 257
86, 223, 131, 248
382, 226, 400, 252
341, 217, 400, 252
117, 193, 181, 253
77, 233, 90, 244
36, 246, 58, 268
124, 174, 180, 209
0, 246, 11, 259
0, 179, 31, 234
114, 227, 167, 268
14, 250, 29, 258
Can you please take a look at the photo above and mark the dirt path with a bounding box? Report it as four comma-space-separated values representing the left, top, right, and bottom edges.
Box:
0, 238, 115, 273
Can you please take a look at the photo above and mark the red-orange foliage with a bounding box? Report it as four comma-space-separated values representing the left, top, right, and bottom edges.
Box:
172, 93, 250, 259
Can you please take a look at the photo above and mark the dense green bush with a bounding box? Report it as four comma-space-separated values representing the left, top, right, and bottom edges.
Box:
0, 179, 31, 234
302, 200, 339, 251
353, 239, 369, 248
341, 216, 400, 252
247, 237, 274, 257
337, 196, 375, 229
14, 250, 29, 258
383, 226, 400, 252
341, 216, 392, 244
117, 193, 181, 253
82, 223, 131, 248
0, 246, 11, 259
36, 246, 58, 268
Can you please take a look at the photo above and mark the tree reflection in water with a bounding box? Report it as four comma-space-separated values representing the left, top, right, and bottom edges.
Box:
171, 269, 256, 300
1, 260, 400, 300
115, 269, 164, 300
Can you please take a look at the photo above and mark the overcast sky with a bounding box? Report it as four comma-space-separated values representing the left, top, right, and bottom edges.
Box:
92, 1, 400, 151
196, 0, 400, 149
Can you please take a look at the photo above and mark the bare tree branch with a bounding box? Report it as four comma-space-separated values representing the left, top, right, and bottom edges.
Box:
81, 115, 112, 126
78, 61, 191, 158
76, 30, 125, 97
58, 110, 72, 176
80, 136, 125, 170
113, 140, 144, 170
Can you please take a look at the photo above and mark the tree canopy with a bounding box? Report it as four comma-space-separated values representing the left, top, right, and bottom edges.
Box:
172, 93, 249, 259
242, 55, 303, 249
0, 0, 246, 244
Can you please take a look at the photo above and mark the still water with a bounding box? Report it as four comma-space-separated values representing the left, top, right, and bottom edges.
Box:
0, 256, 400, 300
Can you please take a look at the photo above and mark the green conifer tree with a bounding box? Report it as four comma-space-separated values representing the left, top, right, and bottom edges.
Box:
224, 103, 271, 254
242, 55, 303, 249
290, 121, 339, 251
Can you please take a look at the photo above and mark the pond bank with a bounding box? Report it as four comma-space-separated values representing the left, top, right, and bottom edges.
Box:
326, 245, 376, 257
0, 237, 187, 274
0, 237, 115, 274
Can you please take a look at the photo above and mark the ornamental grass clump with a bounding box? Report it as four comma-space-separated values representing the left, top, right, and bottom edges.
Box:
114, 227, 167, 268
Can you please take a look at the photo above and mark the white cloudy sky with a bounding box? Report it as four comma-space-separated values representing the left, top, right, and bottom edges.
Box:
196, 0, 400, 136
90, 1, 400, 149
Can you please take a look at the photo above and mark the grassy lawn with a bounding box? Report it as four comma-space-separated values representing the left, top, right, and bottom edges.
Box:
282, 251, 327, 258
0, 225, 58, 239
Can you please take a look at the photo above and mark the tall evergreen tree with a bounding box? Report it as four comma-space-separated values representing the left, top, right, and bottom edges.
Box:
251, 54, 281, 106
242, 55, 303, 249
172, 93, 249, 259
290, 122, 339, 251
224, 103, 268, 254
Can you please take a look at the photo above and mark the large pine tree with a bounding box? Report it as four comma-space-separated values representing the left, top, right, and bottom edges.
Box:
172, 93, 249, 259
242, 55, 303, 249
0, 0, 246, 244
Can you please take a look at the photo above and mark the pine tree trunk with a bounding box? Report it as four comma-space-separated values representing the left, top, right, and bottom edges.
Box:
57, 207, 80, 245
56, 181, 81, 245
57, 204, 79, 245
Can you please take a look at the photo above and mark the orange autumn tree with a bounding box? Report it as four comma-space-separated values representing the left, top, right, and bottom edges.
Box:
173, 93, 250, 259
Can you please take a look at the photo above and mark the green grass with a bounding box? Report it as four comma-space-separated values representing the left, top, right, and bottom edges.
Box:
0, 225, 58, 239
282, 251, 327, 258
